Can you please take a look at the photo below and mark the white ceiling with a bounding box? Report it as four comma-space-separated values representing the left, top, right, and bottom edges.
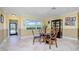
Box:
1, 7, 79, 19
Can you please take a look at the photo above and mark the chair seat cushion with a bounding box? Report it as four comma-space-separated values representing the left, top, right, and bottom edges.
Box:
34, 34, 41, 38
34, 36, 41, 38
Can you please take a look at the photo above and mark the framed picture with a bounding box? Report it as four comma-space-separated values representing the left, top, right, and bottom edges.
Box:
65, 17, 76, 26
0, 14, 4, 23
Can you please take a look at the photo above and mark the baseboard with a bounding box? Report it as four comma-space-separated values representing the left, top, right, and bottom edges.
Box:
62, 36, 78, 40
21, 35, 78, 40
21, 35, 33, 39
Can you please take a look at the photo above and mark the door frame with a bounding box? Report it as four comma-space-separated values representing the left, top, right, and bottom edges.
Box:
9, 22, 17, 35
8, 20, 18, 36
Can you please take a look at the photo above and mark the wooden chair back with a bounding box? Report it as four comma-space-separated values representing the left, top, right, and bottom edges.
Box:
50, 29, 59, 39
49, 28, 59, 49
32, 29, 41, 37
32, 29, 34, 37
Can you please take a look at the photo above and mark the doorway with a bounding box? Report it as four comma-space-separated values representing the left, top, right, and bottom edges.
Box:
9, 20, 18, 36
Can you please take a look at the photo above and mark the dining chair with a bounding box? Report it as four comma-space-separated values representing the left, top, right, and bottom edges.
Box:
45, 29, 59, 49
32, 29, 41, 44
49, 29, 59, 49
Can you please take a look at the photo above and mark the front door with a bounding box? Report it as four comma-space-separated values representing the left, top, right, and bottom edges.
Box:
9, 21, 18, 35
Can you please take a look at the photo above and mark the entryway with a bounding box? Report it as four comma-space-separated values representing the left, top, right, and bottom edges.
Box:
9, 20, 18, 36
8, 20, 19, 45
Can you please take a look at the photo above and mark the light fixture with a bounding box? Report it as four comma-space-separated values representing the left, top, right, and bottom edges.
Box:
51, 7, 56, 10
11, 10, 16, 16
12, 13, 16, 16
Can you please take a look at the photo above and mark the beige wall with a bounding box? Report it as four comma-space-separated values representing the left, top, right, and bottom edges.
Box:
0, 9, 79, 42
20, 16, 43, 37
0, 9, 44, 41
78, 12, 79, 40
43, 11, 79, 40
0, 10, 5, 44
3, 15, 43, 39
0, 25, 4, 43
58, 11, 78, 39
5, 16, 21, 37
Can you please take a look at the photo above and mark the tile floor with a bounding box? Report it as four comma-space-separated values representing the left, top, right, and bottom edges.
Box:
0, 36, 79, 51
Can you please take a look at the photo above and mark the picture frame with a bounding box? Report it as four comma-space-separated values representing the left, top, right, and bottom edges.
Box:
0, 14, 4, 23
65, 17, 76, 26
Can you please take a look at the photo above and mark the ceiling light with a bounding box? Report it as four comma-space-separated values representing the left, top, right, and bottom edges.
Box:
51, 7, 56, 10
12, 14, 16, 16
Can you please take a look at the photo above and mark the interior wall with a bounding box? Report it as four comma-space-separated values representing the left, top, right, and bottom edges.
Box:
43, 11, 78, 40
0, 9, 5, 44
5, 16, 21, 38
58, 11, 78, 40
0, 8, 78, 41
20, 16, 43, 38
3, 15, 43, 39
78, 12, 79, 40
0, 21, 4, 43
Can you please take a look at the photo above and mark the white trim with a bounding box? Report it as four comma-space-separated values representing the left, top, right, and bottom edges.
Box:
21, 35, 33, 39
62, 36, 78, 40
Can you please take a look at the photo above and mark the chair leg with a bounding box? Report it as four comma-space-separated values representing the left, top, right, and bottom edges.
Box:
44, 39, 46, 44
44, 37, 47, 44
33, 38, 35, 45
39, 37, 42, 44
55, 39, 58, 48
49, 39, 52, 49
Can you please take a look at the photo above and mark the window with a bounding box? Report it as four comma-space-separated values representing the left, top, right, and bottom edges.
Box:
24, 20, 42, 30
